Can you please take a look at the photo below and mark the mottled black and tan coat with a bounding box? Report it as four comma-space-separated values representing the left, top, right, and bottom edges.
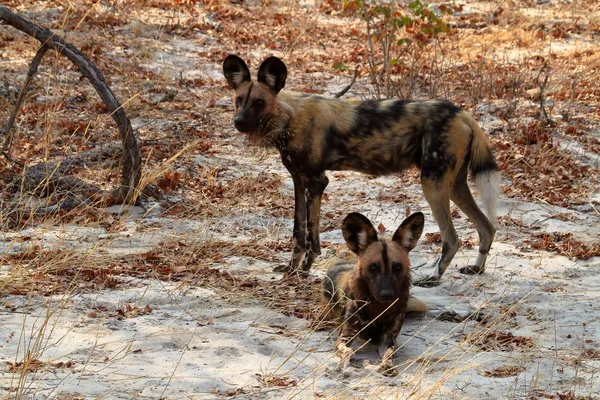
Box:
320, 212, 426, 375
222, 55, 501, 286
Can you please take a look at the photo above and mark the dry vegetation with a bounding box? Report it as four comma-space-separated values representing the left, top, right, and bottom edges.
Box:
1, 0, 599, 398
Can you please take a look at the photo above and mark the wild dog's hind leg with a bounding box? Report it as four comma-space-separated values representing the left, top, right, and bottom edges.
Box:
415, 178, 459, 287
301, 173, 329, 271
275, 171, 308, 273
450, 164, 496, 275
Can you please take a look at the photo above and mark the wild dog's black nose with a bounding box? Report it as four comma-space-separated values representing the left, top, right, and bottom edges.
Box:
379, 290, 395, 302
234, 116, 248, 132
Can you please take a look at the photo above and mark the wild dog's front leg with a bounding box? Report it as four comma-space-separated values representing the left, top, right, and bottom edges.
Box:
275, 170, 308, 273
377, 311, 406, 376
377, 341, 399, 377
301, 173, 329, 271
335, 300, 361, 370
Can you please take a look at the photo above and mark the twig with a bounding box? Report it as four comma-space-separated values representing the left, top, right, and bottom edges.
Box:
365, 16, 381, 99
1, 45, 48, 154
334, 66, 359, 98
589, 201, 600, 216
2, 151, 24, 167
537, 62, 552, 126
0, 6, 142, 204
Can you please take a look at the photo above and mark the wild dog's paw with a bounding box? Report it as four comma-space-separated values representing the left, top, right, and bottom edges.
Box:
414, 276, 441, 288
274, 264, 310, 278
460, 265, 485, 275
459, 265, 485, 275
273, 264, 291, 273
377, 361, 399, 377
376, 346, 399, 376
337, 346, 354, 366
335, 342, 355, 373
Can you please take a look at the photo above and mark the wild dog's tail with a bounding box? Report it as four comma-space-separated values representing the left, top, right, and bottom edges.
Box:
463, 113, 501, 225
406, 296, 431, 313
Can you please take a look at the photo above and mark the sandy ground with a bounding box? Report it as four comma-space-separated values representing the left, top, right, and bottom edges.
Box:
2, 137, 600, 399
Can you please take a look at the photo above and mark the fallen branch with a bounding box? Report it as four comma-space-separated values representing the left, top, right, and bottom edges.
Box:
0, 6, 141, 204
10, 142, 122, 195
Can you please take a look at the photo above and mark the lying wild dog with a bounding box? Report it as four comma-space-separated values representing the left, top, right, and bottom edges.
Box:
321, 211, 427, 376
222, 55, 500, 286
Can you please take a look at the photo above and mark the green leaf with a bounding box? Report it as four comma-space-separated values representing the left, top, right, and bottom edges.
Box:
333, 62, 349, 71
408, 0, 422, 11
401, 16, 413, 25
391, 17, 405, 28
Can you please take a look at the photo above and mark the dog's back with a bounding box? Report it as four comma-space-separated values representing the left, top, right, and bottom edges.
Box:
320, 257, 353, 321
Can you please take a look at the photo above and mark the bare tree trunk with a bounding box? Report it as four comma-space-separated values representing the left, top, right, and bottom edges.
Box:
0, 6, 141, 204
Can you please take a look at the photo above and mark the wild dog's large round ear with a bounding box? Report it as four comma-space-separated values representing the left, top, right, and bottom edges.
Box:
392, 212, 425, 252
223, 55, 251, 89
342, 212, 378, 255
257, 56, 287, 93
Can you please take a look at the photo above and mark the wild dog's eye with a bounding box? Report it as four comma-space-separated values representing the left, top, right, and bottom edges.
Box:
236, 95, 243, 105
392, 262, 403, 271
368, 263, 379, 272
254, 98, 265, 107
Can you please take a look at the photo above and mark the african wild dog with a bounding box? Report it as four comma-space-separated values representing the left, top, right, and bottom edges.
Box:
222, 55, 500, 286
320, 211, 426, 376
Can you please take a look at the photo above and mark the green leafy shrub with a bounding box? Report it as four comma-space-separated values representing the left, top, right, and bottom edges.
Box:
342, 0, 460, 98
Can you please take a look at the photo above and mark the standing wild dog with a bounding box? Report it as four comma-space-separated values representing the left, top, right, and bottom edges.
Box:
222, 55, 500, 286
321, 211, 426, 376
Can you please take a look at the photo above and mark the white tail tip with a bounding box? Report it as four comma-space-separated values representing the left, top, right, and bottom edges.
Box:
475, 170, 501, 226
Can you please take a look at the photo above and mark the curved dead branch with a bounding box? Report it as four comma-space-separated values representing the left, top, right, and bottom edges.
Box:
0, 6, 141, 204
334, 66, 359, 98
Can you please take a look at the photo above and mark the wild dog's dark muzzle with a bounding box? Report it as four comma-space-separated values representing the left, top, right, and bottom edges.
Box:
233, 108, 259, 133
377, 279, 398, 302
234, 115, 249, 132
379, 290, 395, 302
